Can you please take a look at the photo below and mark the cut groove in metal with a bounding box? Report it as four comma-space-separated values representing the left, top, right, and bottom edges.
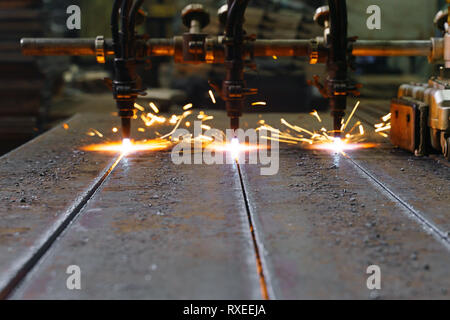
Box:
344, 153, 450, 249
0, 154, 125, 300
235, 162, 270, 300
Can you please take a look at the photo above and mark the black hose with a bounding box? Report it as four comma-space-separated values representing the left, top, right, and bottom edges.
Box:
129, 0, 144, 56
120, 0, 133, 58
225, 0, 250, 39
327, 0, 348, 80
327, 0, 348, 132
225, 0, 250, 61
111, 0, 124, 58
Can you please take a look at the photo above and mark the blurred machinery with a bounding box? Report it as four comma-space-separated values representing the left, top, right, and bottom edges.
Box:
0, 0, 70, 154
19, 0, 450, 159
391, 8, 450, 160
0, 0, 46, 153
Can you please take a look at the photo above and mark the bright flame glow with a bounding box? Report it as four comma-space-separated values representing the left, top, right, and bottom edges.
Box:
309, 137, 377, 152
230, 138, 240, 160
82, 139, 172, 154
206, 138, 264, 162
122, 138, 132, 154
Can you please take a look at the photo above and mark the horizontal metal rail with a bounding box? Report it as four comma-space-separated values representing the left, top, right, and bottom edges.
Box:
21, 37, 442, 61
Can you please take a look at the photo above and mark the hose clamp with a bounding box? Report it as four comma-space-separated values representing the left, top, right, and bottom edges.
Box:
95, 35, 106, 64
309, 39, 319, 64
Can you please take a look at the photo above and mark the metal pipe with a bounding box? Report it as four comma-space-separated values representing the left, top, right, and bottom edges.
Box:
251, 39, 311, 57
20, 38, 441, 59
20, 38, 114, 56
352, 40, 432, 56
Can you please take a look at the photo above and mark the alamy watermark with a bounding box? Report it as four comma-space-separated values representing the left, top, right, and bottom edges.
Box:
170, 121, 279, 176
366, 265, 381, 290
66, 5, 81, 30
66, 265, 81, 290
366, 5, 381, 30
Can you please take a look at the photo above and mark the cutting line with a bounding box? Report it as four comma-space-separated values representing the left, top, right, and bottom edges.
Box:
235, 162, 271, 300
343, 152, 450, 249
0, 153, 125, 300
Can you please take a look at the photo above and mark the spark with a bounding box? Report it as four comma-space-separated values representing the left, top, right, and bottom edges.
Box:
359, 125, 365, 135
252, 102, 267, 107
201, 124, 211, 130
272, 55, 278, 60
185, 121, 191, 127
281, 118, 315, 136
142, 112, 166, 125
375, 112, 391, 138
198, 112, 214, 121
86, 129, 104, 138
134, 103, 145, 112
382, 113, 391, 122
375, 124, 391, 132
183, 103, 193, 110
258, 105, 376, 152
309, 110, 322, 123
138, 128, 146, 132
149, 102, 159, 114
208, 90, 216, 104
63, 123, 69, 130
341, 101, 360, 132
159, 110, 192, 140
169, 115, 180, 124
112, 127, 118, 133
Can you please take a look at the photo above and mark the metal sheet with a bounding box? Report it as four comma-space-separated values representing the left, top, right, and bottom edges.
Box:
11, 152, 261, 299
346, 146, 450, 235
0, 114, 122, 298
240, 147, 450, 299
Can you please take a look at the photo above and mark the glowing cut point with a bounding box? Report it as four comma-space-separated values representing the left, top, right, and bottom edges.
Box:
122, 138, 132, 154
332, 138, 345, 153
230, 138, 240, 160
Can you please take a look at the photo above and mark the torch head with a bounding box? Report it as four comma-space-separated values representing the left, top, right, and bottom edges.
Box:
121, 117, 131, 140
230, 116, 240, 132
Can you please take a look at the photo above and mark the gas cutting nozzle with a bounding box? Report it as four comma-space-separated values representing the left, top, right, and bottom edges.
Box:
121, 117, 131, 140
230, 117, 239, 131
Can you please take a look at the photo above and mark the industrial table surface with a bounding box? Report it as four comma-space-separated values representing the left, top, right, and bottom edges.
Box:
0, 107, 449, 300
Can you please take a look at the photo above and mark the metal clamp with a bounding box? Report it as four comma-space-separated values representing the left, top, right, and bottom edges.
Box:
95, 35, 106, 64
309, 39, 319, 64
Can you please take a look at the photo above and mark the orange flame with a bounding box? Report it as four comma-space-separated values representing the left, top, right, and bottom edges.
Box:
82, 139, 172, 154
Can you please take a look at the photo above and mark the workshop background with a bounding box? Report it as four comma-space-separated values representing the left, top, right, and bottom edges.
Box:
0, 0, 444, 155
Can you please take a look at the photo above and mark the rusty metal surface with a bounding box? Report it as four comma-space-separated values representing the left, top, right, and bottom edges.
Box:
1, 109, 450, 300
11, 153, 261, 300
0, 114, 122, 298
240, 146, 450, 299
346, 146, 450, 236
